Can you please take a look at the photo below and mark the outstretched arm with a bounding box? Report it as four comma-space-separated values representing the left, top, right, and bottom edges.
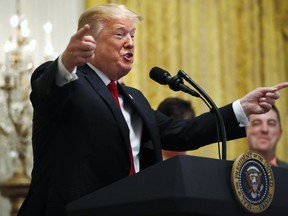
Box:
240, 82, 288, 116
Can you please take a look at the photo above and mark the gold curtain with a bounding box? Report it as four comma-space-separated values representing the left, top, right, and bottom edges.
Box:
85, 0, 288, 161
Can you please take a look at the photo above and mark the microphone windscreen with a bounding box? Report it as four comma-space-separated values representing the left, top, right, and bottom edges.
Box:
149, 67, 170, 85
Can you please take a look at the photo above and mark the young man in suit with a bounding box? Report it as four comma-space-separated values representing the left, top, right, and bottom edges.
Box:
17, 3, 288, 216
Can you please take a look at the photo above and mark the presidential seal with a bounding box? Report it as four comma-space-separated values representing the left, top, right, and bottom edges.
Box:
231, 151, 274, 213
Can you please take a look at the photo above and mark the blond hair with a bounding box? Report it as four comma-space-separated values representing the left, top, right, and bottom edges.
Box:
78, 3, 142, 36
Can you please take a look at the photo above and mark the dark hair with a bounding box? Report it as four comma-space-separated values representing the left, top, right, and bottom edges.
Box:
157, 97, 195, 120
272, 104, 282, 129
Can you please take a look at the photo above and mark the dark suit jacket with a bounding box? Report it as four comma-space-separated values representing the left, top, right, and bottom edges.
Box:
277, 159, 288, 168
17, 60, 246, 216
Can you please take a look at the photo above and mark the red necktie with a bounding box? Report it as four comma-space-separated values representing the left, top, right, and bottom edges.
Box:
107, 81, 135, 176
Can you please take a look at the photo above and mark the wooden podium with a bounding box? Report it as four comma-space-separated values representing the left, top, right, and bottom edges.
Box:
66, 155, 288, 216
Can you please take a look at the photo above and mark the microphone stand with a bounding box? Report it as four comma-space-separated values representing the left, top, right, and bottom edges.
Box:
178, 70, 227, 160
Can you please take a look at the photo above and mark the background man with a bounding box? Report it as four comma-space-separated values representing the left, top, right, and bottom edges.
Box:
246, 104, 288, 167
157, 97, 195, 160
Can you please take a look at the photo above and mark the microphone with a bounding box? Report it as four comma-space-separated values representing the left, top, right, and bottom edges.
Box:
149, 67, 200, 98
149, 66, 227, 160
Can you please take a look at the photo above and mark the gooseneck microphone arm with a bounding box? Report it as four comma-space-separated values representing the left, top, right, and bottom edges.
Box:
177, 70, 227, 160
169, 74, 213, 109
149, 66, 227, 160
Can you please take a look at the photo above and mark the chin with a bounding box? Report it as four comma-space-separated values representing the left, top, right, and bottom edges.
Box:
121, 69, 130, 76
121, 66, 132, 74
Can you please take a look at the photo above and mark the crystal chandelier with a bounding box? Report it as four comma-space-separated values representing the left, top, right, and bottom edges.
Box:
0, 0, 54, 215
0, 0, 35, 182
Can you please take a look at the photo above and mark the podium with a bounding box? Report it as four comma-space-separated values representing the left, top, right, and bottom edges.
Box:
66, 155, 288, 216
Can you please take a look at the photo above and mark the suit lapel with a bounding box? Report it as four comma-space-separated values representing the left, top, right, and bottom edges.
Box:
77, 65, 131, 150
117, 84, 159, 168
118, 85, 150, 126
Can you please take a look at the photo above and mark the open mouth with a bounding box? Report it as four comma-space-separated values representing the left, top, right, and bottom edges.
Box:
123, 53, 133, 61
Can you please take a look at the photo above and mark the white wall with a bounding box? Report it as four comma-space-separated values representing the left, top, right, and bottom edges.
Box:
0, 1, 84, 215
0, 0, 84, 66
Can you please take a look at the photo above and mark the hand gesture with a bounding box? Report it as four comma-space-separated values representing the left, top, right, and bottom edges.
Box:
62, 24, 96, 72
240, 82, 288, 116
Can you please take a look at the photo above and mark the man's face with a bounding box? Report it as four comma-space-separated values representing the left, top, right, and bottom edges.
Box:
246, 110, 282, 155
91, 19, 136, 80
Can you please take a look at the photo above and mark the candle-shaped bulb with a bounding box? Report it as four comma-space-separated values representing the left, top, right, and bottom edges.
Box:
10, 15, 19, 27
44, 22, 52, 34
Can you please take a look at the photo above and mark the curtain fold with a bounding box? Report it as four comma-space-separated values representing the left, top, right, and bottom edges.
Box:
85, 0, 288, 161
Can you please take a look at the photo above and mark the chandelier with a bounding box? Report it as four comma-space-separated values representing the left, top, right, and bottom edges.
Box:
0, 0, 54, 215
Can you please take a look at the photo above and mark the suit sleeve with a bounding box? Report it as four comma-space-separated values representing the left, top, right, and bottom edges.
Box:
30, 59, 72, 117
156, 103, 246, 151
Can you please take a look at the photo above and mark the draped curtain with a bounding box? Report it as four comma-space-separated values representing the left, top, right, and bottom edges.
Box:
86, 0, 288, 161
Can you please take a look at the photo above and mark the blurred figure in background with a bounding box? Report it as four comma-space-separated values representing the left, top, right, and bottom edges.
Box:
246, 104, 288, 168
157, 97, 195, 160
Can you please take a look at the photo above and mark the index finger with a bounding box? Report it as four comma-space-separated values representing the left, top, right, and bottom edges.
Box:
75, 24, 91, 39
272, 82, 288, 91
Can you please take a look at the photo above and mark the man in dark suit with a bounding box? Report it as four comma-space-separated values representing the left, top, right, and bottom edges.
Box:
17, 3, 288, 216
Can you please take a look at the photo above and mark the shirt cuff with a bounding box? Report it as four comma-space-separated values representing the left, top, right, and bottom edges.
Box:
232, 99, 249, 127
56, 55, 78, 86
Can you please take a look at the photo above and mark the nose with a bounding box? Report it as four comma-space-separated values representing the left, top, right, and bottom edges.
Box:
124, 34, 134, 48
260, 123, 269, 133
